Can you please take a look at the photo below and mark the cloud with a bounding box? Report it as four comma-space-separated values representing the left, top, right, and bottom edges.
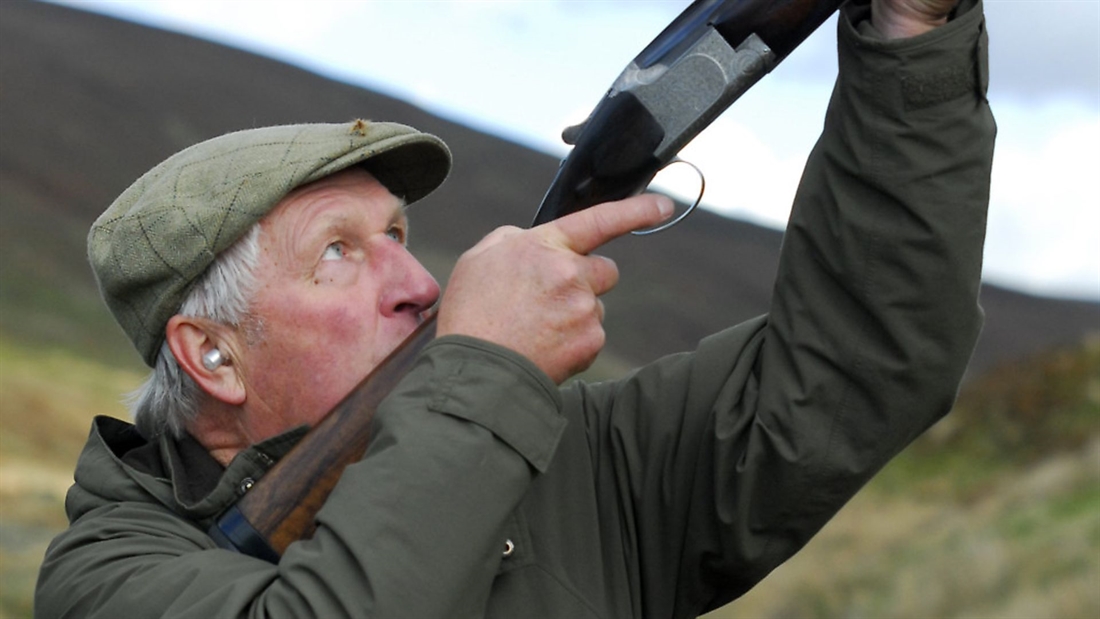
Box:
771, 1, 1100, 108
984, 0, 1100, 107
984, 101, 1100, 299
91, 0, 356, 50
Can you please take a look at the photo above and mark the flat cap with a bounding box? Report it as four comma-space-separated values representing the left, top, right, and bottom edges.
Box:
89, 120, 451, 366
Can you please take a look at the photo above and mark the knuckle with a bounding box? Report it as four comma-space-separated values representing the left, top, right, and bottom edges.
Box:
591, 326, 606, 351
587, 208, 617, 248
547, 257, 583, 288
574, 293, 599, 317
587, 255, 619, 294
583, 329, 607, 367
482, 225, 521, 245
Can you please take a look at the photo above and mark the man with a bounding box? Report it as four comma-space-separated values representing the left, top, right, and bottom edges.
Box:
36, 0, 994, 616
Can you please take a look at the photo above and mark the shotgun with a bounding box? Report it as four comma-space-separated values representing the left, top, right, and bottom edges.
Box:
210, 0, 845, 562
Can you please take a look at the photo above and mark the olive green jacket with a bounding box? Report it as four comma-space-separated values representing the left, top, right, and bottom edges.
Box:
36, 2, 995, 617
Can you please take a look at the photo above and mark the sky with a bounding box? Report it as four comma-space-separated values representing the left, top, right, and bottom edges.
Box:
52, 0, 1100, 301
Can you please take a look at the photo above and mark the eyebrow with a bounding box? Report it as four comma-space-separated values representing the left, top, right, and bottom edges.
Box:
392, 202, 411, 237
294, 189, 407, 241
391, 205, 409, 226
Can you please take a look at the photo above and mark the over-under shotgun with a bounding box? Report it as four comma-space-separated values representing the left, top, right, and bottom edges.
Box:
210, 0, 845, 561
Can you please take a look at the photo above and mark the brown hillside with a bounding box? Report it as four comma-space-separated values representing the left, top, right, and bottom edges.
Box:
1, 0, 1096, 376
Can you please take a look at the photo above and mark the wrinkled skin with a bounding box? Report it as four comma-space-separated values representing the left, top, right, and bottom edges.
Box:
436, 194, 674, 384
873, 0, 961, 38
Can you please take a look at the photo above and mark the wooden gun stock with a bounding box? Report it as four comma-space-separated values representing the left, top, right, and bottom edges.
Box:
210, 316, 437, 559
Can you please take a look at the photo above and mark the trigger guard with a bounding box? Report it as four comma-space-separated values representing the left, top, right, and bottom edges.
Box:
631, 158, 705, 236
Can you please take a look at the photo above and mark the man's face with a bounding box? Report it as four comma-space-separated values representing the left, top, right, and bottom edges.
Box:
234, 168, 440, 438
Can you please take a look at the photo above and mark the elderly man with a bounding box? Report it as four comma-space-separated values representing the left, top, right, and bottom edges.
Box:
36, 0, 994, 617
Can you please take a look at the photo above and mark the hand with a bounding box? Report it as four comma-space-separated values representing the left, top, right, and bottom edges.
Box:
436, 194, 674, 384
871, 0, 960, 39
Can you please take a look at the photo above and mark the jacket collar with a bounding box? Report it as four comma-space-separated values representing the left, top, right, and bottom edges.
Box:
75, 416, 307, 528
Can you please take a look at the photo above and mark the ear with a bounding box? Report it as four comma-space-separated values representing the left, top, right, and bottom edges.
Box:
165, 315, 246, 406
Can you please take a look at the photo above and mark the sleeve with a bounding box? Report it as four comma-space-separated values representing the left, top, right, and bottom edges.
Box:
283, 335, 566, 618
569, 0, 996, 615
34, 337, 565, 619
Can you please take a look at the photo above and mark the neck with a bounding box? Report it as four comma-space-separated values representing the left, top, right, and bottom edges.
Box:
186, 400, 252, 467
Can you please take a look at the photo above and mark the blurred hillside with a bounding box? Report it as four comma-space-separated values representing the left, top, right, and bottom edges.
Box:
1, 0, 1097, 378
718, 337, 1100, 619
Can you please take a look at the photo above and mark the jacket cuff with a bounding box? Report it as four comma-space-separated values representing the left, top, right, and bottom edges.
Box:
838, 0, 989, 112
415, 335, 566, 473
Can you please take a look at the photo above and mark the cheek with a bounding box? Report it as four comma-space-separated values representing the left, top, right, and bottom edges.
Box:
313, 260, 358, 287
274, 301, 378, 368
248, 296, 381, 404
247, 332, 376, 428
312, 304, 368, 343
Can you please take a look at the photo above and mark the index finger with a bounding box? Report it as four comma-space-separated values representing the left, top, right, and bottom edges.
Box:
542, 194, 675, 255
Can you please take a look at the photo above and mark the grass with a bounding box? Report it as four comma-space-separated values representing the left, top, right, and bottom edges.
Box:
0, 334, 141, 619
704, 338, 1100, 619
1, 332, 1097, 619
706, 437, 1100, 619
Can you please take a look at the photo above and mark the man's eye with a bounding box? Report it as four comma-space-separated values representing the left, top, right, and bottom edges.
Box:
321, 242, 344, 261
386, 227, 406, 244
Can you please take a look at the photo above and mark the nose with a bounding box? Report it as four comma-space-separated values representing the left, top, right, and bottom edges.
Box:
381, 245, 440, 318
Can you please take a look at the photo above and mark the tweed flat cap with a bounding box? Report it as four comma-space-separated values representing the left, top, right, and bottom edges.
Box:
89, 120, 451, 366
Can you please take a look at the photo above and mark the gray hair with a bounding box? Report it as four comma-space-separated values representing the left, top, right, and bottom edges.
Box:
128, 224, 263, 438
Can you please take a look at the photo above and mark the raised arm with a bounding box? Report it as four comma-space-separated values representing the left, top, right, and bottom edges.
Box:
717, 0, 993, 604
568, 0, 995, 614
761, 0, 992, 495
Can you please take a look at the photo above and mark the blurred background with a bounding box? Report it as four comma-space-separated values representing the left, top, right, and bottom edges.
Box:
1, 1, 1097, 617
